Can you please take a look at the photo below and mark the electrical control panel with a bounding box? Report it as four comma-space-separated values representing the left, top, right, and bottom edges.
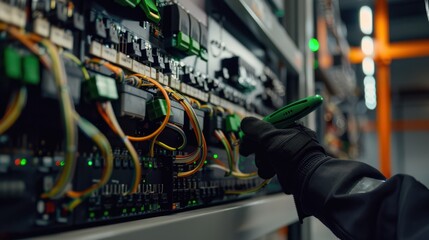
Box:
0, 0, 287, 237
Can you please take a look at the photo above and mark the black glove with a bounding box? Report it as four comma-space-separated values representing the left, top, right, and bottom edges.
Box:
240, 117, 327, 194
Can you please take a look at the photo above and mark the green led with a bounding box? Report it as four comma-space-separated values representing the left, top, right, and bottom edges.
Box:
204, 160, 207, 164
309, 38, 320, 52
148, 163, 153, 168
88, 160, 93, 166
20, 158, 27, 166
122, 208, 127, 214
213, 154, 218, 159
103, 210, 109, 217
188, 200, 191, 205
89, 212, 95, 218
131, 207, 136, 213
192, 200, 197, 204
60, 161, 65, 167
140, 206, 145, 212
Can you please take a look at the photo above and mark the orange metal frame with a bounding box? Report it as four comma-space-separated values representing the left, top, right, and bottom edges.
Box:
362, 119, 429, 132
349, 0, 429, 177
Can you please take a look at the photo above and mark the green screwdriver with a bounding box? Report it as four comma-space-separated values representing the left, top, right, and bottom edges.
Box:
263, 95, 323, 128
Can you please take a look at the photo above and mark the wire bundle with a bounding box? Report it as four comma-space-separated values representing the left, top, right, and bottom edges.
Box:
39, 41, 114, 208
165, 89, 207, 178
0, 26, 115, 208
84, 59, 150, 195
210, 130, 257, 179
149, 123, 187, 155
96, 102, 140, 195
39, 40, 79, 199
213, 130, 234, 176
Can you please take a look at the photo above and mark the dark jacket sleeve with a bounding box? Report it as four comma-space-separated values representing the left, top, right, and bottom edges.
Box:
294, 157, 429, 240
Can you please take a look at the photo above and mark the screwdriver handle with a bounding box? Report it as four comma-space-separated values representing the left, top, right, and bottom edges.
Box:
263, 95, 323, 128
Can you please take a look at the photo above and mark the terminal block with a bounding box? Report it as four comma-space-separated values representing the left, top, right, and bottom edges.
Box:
84, 74, 119, 101
147, 98, 170, 121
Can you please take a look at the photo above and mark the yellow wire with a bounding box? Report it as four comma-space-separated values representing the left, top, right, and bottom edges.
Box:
190, 98, 201, 108
177, 135, 207, 178
200, 104, 214, 116
60, 51, 115, 205
167, 89, 203, 165
0, 87, 27, 135
63, 52, 90, 80
229, 133, 241, 173
165, 89, 207, 178
229, 132, 258, 179
101, 102, 141, 194
225, 179, 271, 195
214, 129, 234, 176
2, 26, 74, 198
149, 123, 187, 156
40, 40, 78, 199
66, 113, 114, 210
207, 164, 258, 179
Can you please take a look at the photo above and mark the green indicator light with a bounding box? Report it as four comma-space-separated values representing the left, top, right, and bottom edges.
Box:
193, 161, 197, 165
204, 160, 208, 164
104, 211, 109, 216
188, 200, 191, 205
132, 208, 136, 213
192, 200, 197, 204
20, 158, 27, 166
140, 206, 145, 211
148, 163, 153, 168
88, 160, 93, 166
309, 38, 320, 52
213, 154, 218, 159
122, 208, 127, 214
89, 212, 95, 218
60, 161, 65, 167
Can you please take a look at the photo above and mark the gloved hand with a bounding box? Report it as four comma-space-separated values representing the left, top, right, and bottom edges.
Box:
240, 117, 326, 194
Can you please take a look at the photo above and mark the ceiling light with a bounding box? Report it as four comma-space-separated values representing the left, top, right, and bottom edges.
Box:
362, 57, 375, 76
361, 36, 374, 56
360, 6, 373, 35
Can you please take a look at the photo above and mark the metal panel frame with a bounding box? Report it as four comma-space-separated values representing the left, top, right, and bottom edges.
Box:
225, 0, 304, 74
34, 194, 298, 240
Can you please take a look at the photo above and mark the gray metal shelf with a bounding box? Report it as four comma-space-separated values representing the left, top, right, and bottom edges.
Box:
225, 0, 304, 74
33, 194, 297, 240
